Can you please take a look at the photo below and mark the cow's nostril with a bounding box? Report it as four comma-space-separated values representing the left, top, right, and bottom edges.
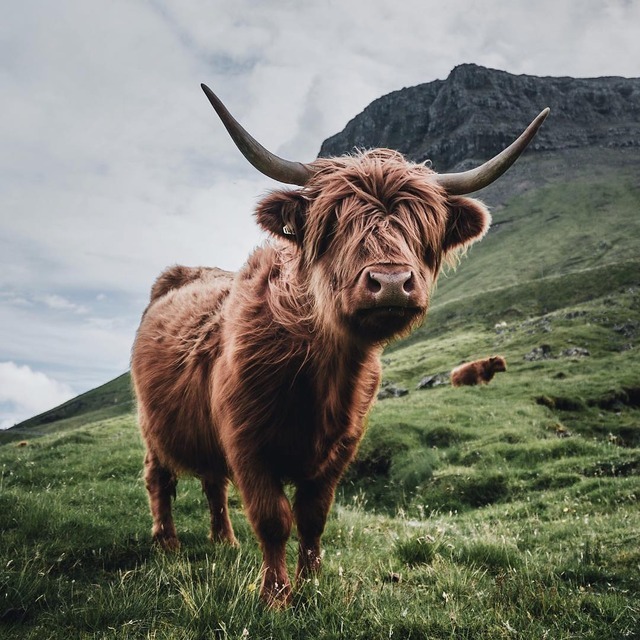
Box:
403, 273, 415, 293
366, 272, 382, 293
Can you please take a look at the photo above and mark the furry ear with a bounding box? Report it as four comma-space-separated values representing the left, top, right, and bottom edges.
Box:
255, 189, 308, 243
443, 195, 491, 254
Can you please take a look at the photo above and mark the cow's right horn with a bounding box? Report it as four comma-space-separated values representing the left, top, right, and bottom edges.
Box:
201, 84, 315, 186
436, 108, 550, 195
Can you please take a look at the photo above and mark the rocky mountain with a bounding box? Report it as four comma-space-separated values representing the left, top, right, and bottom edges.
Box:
319, 64, 640, 173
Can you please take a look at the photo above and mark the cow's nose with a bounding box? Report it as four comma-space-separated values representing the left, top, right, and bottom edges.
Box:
364, 268, 414, 305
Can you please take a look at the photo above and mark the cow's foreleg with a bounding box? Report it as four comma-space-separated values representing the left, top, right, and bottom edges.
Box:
201, 475, 238, 546
294, 431, 361, 583
236, 472, 293, 606
293, 478, 338, 582
144, 451, 180, 551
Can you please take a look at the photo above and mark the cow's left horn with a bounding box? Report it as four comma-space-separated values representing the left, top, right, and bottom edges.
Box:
436, 108, 550, 195
201, 84, 315, 186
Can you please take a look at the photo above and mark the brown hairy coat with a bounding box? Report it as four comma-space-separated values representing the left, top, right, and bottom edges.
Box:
450, 355, 507, 387
131, 149, 491, 605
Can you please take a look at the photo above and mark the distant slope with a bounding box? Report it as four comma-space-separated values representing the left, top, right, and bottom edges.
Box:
2, 372, 133, 443
432, 150, 640, 306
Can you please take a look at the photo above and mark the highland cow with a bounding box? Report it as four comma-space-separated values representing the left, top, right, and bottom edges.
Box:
131, 83, 548, 606
450, 355, 508, 387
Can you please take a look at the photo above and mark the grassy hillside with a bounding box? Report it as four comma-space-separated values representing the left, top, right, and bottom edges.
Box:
1, 280, 637, 638
1, 151, 638, 638
431, 163, 640, 308
0, 373, 133, 445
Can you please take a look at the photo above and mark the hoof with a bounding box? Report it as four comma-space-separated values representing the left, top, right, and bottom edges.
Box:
209, 532, 240, 547
260, 581, 292, 609
153, 534, 181, 552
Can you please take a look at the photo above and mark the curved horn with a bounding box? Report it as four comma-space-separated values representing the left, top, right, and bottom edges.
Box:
436, 108, 550, 195
201, 83, 315, 186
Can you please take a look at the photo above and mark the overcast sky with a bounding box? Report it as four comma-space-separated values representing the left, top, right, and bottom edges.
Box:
1, 0, 639, 428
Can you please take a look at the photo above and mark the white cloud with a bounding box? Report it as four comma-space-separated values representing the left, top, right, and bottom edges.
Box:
0, 362, 74, 429
37, 294, 89, 315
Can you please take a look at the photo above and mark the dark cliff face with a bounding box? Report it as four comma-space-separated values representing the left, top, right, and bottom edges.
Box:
319, 64, 640, 172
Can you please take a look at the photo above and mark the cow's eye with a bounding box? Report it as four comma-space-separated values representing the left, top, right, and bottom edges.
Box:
424, 248, 440, 270
317, 215, 339, 258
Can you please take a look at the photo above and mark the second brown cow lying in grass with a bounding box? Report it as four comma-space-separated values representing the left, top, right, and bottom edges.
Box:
450, 356, 507, 387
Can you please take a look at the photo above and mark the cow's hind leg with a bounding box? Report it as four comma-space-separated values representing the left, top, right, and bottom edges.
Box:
144, 451, 180, 551
201, 475, 238, 546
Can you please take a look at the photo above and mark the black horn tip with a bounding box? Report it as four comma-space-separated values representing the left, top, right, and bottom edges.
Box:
201, 83, 220, 107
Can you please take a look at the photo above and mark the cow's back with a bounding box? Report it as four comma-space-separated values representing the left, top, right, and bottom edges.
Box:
148, 265, 226, 304
450, 361, 481, 387
132, 265, 235, 474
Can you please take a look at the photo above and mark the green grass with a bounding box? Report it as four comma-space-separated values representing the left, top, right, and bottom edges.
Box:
2, 280, 638, 638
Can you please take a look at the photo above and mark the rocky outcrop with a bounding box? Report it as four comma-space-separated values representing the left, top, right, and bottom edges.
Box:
377, 381, 409, 400
416, 372, 450, 389
319, 64, 640, 172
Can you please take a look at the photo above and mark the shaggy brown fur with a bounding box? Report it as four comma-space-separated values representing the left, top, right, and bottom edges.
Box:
131, 149, 491, 606
450, 355, 507, 387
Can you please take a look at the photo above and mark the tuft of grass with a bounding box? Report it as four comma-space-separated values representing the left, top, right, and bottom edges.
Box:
451, 540, 523, 573
395, 536, 440, 566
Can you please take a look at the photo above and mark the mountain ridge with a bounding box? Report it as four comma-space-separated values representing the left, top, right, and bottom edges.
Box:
319, 64, 640, 172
